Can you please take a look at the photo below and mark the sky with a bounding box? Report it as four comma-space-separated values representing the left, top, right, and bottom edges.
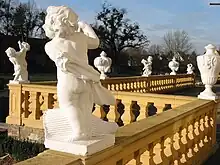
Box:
20, 0, 220, 54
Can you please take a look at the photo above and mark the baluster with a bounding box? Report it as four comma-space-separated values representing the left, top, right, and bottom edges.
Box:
210, 108, 217, 146
163, 104, 172, 112
146, 102, 157, 117
130, 101, 140, 123
115, 99, 125, 126
148, 143, 156, 165
21, 92, 25, 118
206, 111, 214, 149
160, 136, 170, 164
127, 83, 130, 90
52, 94, 59, 108
123, 83, 126, 91
186, 121, 195, 164
178, 126, 188, 164
198, 116, 205, 149
134, 150, 142, 165
38, 94, 44, 120
28, 91, 40, 120
172, 131, 181, 165
41, 92, 53, 110
100, 104, 110, 121
164, 133, 175, 165
193, 118, 200, 161
23, 91, 30, 118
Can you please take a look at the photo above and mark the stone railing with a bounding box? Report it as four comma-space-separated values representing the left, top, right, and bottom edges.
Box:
6, 83, 196, 129
29, 74, 195, 94
15, 99, 219, 165
101, 74, 195, 93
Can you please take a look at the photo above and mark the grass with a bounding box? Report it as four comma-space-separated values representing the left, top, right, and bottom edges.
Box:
0, 132, 46, 162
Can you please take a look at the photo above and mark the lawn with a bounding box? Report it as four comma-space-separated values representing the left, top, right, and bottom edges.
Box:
0, 131, 45, 163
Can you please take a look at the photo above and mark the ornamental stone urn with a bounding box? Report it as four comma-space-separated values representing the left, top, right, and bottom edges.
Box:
197, 44, 220, 100
168, 57, 179, 75
94, 51, 112, 80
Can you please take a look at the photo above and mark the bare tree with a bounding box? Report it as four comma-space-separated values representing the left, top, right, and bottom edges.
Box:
163, 30, 193, 54
0, 0, 18, 35
148, 44, 164, 55
11, 0, 46, 40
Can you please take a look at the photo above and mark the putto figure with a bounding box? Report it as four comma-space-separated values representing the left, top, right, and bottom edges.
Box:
5, 41, 30, 84
42, 6, 118, 156
94, 51, 112, 80
186, 63, 194, 74
141, 56, 153, 77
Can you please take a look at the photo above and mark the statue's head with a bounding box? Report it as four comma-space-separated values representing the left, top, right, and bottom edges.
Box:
21, 42, 30, 51
187, 63, 192, 68
5, 47, 16, 57
43, 6, 79, 39
147, 56, 153, 62
141, 59, 146, 64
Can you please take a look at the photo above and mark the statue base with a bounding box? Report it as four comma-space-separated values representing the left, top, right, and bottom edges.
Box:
45, 134, 115, 156
170, 72, 176, 75
9, 80, 30, 84
43, 108, 116, 156
198, 93, 219, 101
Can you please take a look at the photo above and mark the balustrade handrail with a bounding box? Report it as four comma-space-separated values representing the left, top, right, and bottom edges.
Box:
27, 74, 195, 94
6, 83, 196, 128
83, 99, 217, 165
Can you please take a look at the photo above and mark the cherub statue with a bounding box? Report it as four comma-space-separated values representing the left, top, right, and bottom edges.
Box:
186, 63, 194, 74
168, 56, 179, 75
5, 41, 30, 83
42, 6, 118, 155
94, 51, 112, 79
141, 56, 153, 77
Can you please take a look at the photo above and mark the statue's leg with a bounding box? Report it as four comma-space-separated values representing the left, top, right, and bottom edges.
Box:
78, 82, 118, 136
13, 74, 19, 81
20, 70, 28, 81
57, 78, 89, 140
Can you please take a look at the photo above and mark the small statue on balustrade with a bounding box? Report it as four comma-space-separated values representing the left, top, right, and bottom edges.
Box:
42, 6, 118, 156
168, 56, 179, 75
141, 56, 153, 77
186, 63, 194, 74
94, 51, 112, 80
5, 41, 30, 84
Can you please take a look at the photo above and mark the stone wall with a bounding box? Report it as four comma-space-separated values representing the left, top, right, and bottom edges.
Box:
8, 124, 44, 144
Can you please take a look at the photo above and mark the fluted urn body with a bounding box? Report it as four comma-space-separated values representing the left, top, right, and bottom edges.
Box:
197, 44, 220, 100
168, 57, 179, 75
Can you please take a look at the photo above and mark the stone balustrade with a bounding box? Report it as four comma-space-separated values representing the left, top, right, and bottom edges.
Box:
28, 74, 195, 94
6, 83, 196, 129
101, 74, 195, 93
15, 99, 219, 165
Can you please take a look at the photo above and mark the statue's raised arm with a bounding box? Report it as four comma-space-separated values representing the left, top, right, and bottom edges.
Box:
78, 21, 100, 49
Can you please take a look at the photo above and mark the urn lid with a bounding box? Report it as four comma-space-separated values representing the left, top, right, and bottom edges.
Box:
100, 51, 107, 57
205, 44, 216, 50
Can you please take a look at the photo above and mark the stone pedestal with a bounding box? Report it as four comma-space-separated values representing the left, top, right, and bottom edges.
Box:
43, 109, 116, 156
45, 135, 115, 156
198, 94, 219, 101
9, 80, 30, 84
